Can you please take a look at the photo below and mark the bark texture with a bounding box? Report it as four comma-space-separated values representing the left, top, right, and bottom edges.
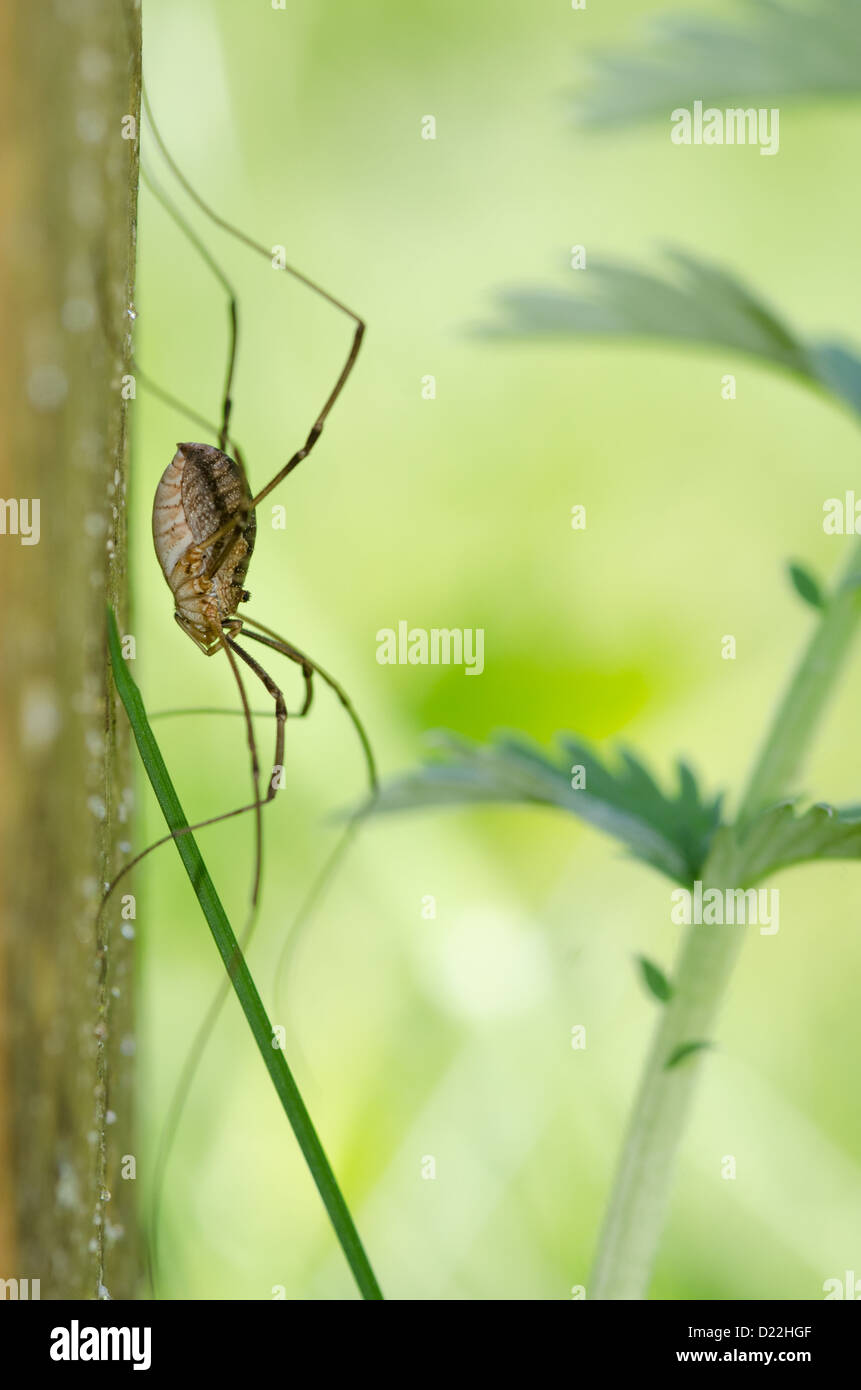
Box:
0, 0, 141, 1299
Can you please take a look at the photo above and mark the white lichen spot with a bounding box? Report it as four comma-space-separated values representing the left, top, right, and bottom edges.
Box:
69, 162, 103, 229
100, 1188, 111, 1202
19, 681, 61, 752
87, 795, 107, 822
98, 1285, 112, 1300
84, 511, 107, 537
56, 1160, 80, 1209
118, 839, 131, 853
120, 1034, 136, 1057
79, 47, 111, 83
120, 923, 135, 941
105, 1221, 124, 1244
76, 109, 107, 143
62, 297, 96, 332
27, 364, 68, 412
105, 1109, 117, 1125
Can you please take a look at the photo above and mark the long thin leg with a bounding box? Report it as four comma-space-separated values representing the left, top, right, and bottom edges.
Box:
92, 238, 224, 445
93, 171, 240, 451
146, 627, 266, 1298
224, 636, 288, 804
147, 631, 282, 1297
100, 646, 316, 914
219, 630, 265, 910
109, 617, 375, 935
140, 162, 239, 451
140, 82, 366, 563
240, 615, 377, 793
101, 624, 270, 914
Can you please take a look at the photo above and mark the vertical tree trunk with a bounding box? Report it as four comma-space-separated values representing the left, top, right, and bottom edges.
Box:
0, 0, 141, 1299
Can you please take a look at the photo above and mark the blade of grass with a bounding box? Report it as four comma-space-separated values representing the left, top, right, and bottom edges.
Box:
106, 606, 383, 1301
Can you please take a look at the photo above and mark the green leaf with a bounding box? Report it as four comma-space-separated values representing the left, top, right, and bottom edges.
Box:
665, 1040, 714, 1071
637, 955, 674, 1003
731, 799, 861, 884
788, 562, 825, 610
366, 730, 723, 884
487, 252, 861, 419
106, 607, 383, 1301
576, 0, 861, 129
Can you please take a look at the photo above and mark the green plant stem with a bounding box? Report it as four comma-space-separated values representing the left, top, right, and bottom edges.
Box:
738, 541, 861, 820
106, 609, 383, 1301
590, 538, 861, 1301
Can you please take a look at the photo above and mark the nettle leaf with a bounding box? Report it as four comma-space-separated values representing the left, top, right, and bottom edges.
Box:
576, 0, 861, 128
637, 955, 674, 1003
788, 562, 825, 610
730, 800, 861, 885
367, 731, 723, 885
488, 252, 861, 419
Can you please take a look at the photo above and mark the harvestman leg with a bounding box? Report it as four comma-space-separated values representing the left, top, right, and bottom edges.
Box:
132, 81, 378, 1299
141, 88, 367, 570
224, 636, 289, 803
108, 161, 243, 457
138, 161, 240, 452
239, 617, 377, 792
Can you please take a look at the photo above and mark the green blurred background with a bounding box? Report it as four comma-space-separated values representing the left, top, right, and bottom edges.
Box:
133, 0, 861, 1298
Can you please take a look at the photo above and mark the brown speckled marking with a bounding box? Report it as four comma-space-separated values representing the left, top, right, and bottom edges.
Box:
152, 442, 256, 653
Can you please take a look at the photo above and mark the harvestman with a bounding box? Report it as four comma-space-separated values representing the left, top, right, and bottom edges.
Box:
104, 89, 380, 1291
113, 87, 378, 914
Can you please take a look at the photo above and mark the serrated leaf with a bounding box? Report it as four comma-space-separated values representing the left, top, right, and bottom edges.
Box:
365, 730, 723, 884
485, 252, 861, 420
637, 955, 673, 1003
576, 0, 861, 129
788, 562, 825, 610
731, 801, 861, 885
665, 1040, 714, 1071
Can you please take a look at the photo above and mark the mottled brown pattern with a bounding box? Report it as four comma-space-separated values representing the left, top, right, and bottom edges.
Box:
176, 442, 257, 629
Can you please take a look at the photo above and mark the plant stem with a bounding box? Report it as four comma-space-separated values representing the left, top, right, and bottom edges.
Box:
107, 610, 383, 1301
738, 540, 861, 820
590, 537, 861, 1300
0, 2, 141, 1297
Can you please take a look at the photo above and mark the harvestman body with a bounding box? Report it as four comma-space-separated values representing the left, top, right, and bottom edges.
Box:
153, 443, 255, 656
